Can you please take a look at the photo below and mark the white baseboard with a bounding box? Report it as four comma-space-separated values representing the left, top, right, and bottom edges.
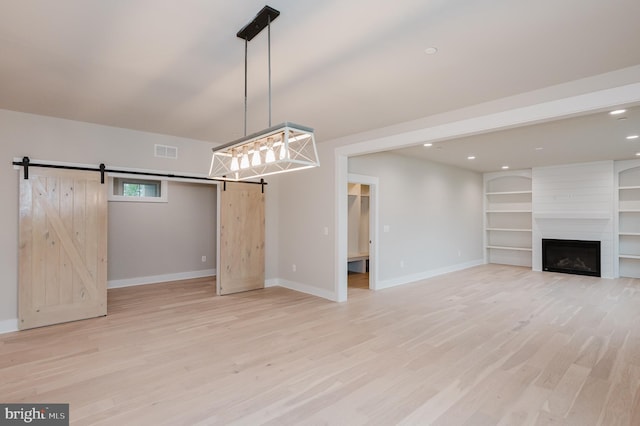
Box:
266, 261, 483, 300
265, 278, 337, 301
108, 269, 216, 289
376, 259, 484, 290
0, 318, 19, 335
264, 278, 279, 288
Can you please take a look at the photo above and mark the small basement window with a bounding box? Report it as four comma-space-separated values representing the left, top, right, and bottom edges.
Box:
108, 177, 168, 202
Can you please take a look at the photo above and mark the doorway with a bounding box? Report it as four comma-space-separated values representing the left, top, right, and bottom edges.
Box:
348, 182, 370, 289
347, 174, 378, 292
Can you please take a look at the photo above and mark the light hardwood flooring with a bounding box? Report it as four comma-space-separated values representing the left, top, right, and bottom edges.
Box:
3, 265, 640, 425
348, 271, 370, 289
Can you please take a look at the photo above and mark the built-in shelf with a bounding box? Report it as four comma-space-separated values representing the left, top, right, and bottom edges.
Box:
485, 190, 532, 195
619, 254, 640, 260
533, 211, 612, 220
486, 245, 532, 252
486, 210, 532, 213
618, 163, 640, 278
484, 171, 533, 268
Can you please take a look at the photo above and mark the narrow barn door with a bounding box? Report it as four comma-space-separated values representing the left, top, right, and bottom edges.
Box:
218, 182, 265, 295
19, 168, 108, 330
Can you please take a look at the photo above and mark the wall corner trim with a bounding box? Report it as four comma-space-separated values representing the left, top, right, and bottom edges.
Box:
0, 318, 19, 335
266, 279, 338, 301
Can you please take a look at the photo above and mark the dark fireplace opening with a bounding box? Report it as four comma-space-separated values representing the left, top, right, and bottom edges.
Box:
542, 239, 601, 277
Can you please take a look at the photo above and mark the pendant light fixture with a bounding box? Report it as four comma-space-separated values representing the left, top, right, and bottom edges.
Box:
209, 5, 319, 181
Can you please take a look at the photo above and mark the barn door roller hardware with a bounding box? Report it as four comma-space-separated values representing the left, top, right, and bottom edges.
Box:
12, 157, 267, 189
14, 157, 107, 183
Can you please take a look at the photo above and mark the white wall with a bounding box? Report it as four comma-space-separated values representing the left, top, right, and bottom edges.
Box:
349, 152, 483, 287
0, 109, 280, 330
107, 181, 217, 286
274, 144, 336, 300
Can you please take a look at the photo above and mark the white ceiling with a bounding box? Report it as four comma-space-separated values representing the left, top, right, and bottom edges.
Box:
1, 0, 640, 164
393, 105, 640, 172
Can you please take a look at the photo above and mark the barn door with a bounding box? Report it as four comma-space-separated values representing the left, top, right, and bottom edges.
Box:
218, 182, 265, 295
19, 168, 108, 330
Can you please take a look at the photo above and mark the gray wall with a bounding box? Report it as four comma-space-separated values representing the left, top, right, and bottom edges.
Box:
107, 181, 217, 282
349, 152, 483, 282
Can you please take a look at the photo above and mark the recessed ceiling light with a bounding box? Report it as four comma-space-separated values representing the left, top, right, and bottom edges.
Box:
424, 47, 438, 55
636, 152, 640, 156
501, 166, 509, 170
467, 156, 476, 160
610, 109, 627, 115
423, 143, 433, 147
535, 147, 544, 151
627, 135, 639, 140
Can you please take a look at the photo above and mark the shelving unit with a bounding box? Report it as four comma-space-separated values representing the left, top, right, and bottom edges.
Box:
617, 162, 640, 278
484, 171, 532, 267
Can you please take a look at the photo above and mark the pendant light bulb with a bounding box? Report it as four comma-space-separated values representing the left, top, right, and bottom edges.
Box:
230, 149, 239, 171
251, 142, 262, 166
240, 146, 250, 169
278, 133, 288, 160
265, 138, 276, 163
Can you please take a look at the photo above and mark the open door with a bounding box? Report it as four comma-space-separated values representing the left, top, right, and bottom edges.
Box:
19, 168, 108, 330
218, 182, 265, 295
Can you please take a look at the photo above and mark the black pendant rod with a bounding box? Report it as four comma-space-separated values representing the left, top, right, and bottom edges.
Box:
237, 6, 280, 134
244, 37, 248, 137
268, 14, 272, 127
12, 157, 267, 187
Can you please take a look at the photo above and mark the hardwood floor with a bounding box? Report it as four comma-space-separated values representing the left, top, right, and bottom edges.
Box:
348, 271, 369, 289
3, 265, 640, 425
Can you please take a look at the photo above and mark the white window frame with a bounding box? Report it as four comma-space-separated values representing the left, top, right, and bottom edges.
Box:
108, 174, 168, 203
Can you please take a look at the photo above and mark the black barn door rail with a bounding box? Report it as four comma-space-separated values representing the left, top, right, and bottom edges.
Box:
12, 157, 267, 192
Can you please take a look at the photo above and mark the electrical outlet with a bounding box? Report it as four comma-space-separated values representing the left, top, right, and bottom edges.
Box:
458, 250, 461, 257
323, 226, 329, 236
400, 260, 405, 268
292, 264, 297, 272
201, 256, 207, 262
384, 225, 390, 233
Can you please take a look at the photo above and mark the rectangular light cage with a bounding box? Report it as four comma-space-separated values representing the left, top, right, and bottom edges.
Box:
209, 122, 319, 181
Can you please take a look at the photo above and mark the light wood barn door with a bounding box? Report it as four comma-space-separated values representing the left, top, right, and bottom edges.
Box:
19, 168, 108, 330
218, 182, 265, 295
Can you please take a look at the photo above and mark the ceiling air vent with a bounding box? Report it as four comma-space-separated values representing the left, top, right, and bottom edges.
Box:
154, 144, 178, 159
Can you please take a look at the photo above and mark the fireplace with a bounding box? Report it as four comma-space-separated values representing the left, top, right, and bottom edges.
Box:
542, 239, 601, 277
